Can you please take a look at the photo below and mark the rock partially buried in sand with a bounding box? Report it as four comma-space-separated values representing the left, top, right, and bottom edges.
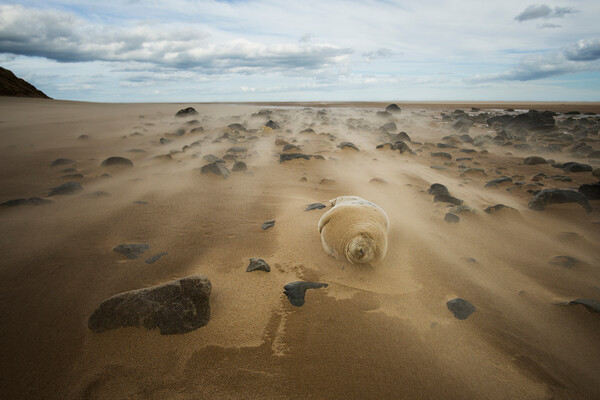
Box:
305, 203, 326, 211
318, 196, 389, 264
201, 162, 230, 178
50, 158, 75, 167
145, 252, 168, 264
431, 152, 451, 160
523, 156, 547, 165
283, 281, 328, 307
175, 107, 198, 117
232, 161, 247, 172
1, 197, 54, 207
549, 256, 578, 268
88, 275, 211, 335
262, 220, 275, 230
246, 258, 270, 272
578, 183, 600, 200
47, 181, 83, 196
113, 243, 150, 260
483, 204, 515, 214
562, 298, 600, 313
445, 213, 460, 223
528, 189, 592, 213
385, 104, 401, 113
280, 153, 311, 162
446, 298, 476, 320
101, 157, 133, 167
338, 142, 359, 151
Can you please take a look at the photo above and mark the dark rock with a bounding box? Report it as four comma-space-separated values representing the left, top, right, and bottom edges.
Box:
305, 203, 326, 211
434, 194, 463, 205
550, 175, 572, 182
376, 111, 391, 118
84, 191, 111, 198
101, 157, 133, 167
431, 152, 451, 159
380, 122, 397, 132
227, 123, 246, 132
587, 150, 600, 159
528, 189, 592, 213
578, 183, 600, 200
385, 104, 401, 113
484, 204, 514, 214
446, 298, 476, 320
203, 154, 225, 163
48, 181, 83, 196
1, 197, 53, 207
392, 141, 411, 154
78, 134, 89, 140
300, 128, 315, 134
437, 143, 456, 149
200, 162, 230, 178
484, 177, 513, 188
456, 157, 472, 162
592, 168, 600, 178
428, 183, 450, 197
487, 110, 556, 136
460, 149, 476, 154
445, 213, 460, 223
159, 137, 172, 145
50, 158, 75, 167
452, 117, 473, 133
190, 127, 204, 133
564, 298, 600, 313
175, 107, 198, 117
88, 275, 211, 335
62, 173, 84, 179
265, 120, 280, 129
145, 252, 168, 264
549, 256, 578, 268
554, 161, 593, 173
338, 142, 359, 151
246, 258, 270, 272
227, 146, 247, 153
283, 281, 328, 307
280, 153, 311, 162
113, 243, 150, 260
232, 161, 247, 172
262, 220, 275, 230
523, 156, 547, 165
283, 144, 301, 151
391, 132, 411, 142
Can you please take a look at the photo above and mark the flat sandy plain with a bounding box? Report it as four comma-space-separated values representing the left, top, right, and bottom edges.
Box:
0, 97, 599, 399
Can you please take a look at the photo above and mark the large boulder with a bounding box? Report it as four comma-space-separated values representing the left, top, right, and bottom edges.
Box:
175, 107, 198, 117
89, 275, 211, 335
528, 189, 592, 213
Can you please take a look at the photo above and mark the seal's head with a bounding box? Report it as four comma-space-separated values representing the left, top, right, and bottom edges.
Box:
346, 234, 377, 264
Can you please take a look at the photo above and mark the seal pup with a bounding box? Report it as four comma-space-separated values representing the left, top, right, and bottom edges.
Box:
318, 196, 389, 264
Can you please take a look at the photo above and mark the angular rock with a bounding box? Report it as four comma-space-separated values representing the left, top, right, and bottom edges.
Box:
578, 183, 600, 200
391, 132, 411, 142
283, 281, 328, 307
88, 275, 211, 335
145, 252, 168, 264
201, 162, 230, 178
265, 120, 280, 130
528, 189, 592, 213
47, 181, 83, 196
113, 243, 150, 260
446, 298, 476, 320
305, 203, 326, 211
246, 258, 270, 272
101, 157, 133, 167
175, 107, 198, 117
262, 220, 275, 230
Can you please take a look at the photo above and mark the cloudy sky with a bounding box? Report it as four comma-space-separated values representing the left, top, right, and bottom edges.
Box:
1, 0, 599, 102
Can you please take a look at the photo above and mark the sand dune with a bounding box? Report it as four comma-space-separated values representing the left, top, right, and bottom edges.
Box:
0, 97, 598, 399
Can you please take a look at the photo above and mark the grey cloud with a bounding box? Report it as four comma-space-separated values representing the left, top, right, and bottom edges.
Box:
515, 4, 577, 22
467, 38, 600, 83
0, 5, 351, 74
363, 48, 394, 60
537, 23, 562, 29
564, 38, 600, 61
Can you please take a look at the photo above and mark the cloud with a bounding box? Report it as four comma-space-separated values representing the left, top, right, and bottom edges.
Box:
0, 5, 351, 74
515, 4, 577, 22
564, 38, 600, 61
466, 38, 600, 83
363, 48, 394, 61
537, 23, 562, 29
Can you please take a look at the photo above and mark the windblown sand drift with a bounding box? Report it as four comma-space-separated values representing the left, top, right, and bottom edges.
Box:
0, 98, 599, 400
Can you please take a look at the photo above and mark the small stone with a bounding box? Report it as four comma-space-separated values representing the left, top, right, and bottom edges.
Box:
1, 197, 54, 207
280, 153, 311, 162
200, 162, 230, 178
47, 181, 83, 196
227, 146, 247, 153
232, 161, 247, 172
523, 156, 547, 165
266, 120, 280, 130
227, 123, 246, 132
549, 256, 578, 268
101, 157, 133, 167
385, 104, 401, 113
428, 183, 450, 197
50, 158, 75, 167
113, 243, 150, 260
338, 142, 359, 151
283, 281, 328, 307
445, 213, 460, 223
483, 204, 513, 214
175, 107, 198, 117
484, 177, 512, 188
246, 258, 270, 272
431, 152, 452, 159
262, 220, 275, 230
305, 203, 326, 211
320, 178, 336, 185
145, 252, 168, 264
446, 298, 476, 320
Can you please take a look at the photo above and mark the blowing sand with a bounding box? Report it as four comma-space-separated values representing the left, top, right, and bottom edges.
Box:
0, 97, 599, 399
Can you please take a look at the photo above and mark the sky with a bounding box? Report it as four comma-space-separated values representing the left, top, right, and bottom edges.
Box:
0, 0, 599, 102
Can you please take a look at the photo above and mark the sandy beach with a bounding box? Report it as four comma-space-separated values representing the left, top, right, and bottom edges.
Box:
0, 97, 599, 400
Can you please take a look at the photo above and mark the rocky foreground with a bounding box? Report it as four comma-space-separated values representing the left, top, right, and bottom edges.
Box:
0, 98, 598, 400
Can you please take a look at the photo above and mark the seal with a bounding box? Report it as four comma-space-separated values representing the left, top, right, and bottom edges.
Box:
317, 196, 389, 264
